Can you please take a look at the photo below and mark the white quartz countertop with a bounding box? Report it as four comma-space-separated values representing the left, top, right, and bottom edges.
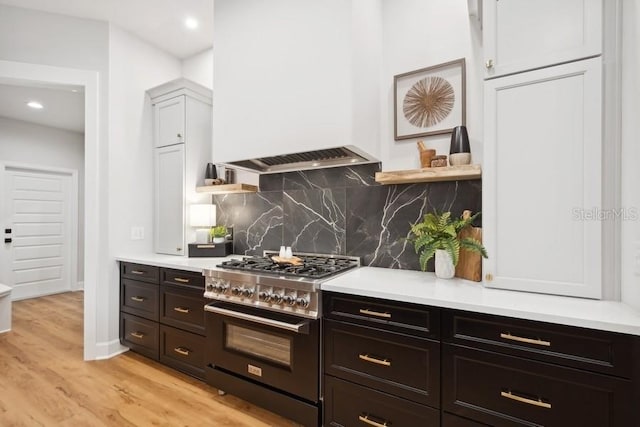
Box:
115, 253, 244, 273
115, 255, 640, 336
322, 266, 640, 336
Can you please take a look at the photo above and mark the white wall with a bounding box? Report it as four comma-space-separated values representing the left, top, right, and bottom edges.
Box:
621, 0, 640, 310
379, 0, 483, 170
0, 117, 85, 284
212, 0, 356, 163
182, 48, 213, 89
108, 24, 182, 340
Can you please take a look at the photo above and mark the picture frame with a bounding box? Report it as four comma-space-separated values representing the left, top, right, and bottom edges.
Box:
394, 58, 466, 140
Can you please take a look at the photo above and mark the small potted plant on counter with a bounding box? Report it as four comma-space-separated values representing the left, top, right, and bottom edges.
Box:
409, 211, 487, 279
210, 225, 228, 244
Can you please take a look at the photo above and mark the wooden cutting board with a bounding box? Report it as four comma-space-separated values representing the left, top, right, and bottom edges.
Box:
455, 211, 483, 282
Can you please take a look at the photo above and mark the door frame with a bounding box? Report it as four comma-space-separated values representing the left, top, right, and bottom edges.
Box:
0, 59, 102, 360
0, 162, 79, 297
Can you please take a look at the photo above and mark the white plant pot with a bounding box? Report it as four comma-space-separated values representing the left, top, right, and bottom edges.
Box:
435, 249, 455, 279
212, 237, 225, 244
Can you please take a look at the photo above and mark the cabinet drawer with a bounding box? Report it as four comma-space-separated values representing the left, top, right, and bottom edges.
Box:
443, 344, 633, 427
324, 319, 439, 407
121, 262, 159, 284
160, 325, 205, 379
324, 375, 439, 427
160, 284, 207, 334
323, 291, 438, 339
121, 279, 159, 321
443, 310, 634, 378
121, 313, 159, 360
161, 268, 204, 289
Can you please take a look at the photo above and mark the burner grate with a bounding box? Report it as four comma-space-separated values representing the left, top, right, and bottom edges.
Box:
217, 253, 359, 279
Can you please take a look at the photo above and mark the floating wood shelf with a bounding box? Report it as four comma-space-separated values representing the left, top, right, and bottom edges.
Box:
196, 183, 258, 194
375, 164, 482, 185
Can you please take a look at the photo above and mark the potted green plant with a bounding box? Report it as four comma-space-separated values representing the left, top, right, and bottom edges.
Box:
409, 211, 487, 279
210, 225, 228, 244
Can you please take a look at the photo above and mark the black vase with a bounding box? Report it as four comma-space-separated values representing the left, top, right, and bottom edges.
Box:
449, 126, 471, 165
205, 163, 217, 180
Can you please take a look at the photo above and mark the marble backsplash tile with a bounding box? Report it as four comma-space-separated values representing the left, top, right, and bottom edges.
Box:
216, 164, 481, 271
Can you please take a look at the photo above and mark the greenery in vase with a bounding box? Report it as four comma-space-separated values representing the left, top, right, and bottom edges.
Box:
408, 211, 488, 271
210, 225, 228, 239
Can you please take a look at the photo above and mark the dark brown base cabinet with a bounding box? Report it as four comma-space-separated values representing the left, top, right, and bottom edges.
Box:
323, 292, 441, 427
323, 292, 640, 427
119, 262, 208, 380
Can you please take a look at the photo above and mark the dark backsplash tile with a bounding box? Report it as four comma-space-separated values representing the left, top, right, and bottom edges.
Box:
216, 164, 481, 271
283, 188, 346, 254
213, 191, 283, 256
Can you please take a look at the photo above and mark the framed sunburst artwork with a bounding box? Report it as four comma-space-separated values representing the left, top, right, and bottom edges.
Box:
394, 58, 466, 140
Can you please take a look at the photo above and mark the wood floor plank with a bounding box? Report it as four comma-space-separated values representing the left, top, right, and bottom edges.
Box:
0, 292, 300, 426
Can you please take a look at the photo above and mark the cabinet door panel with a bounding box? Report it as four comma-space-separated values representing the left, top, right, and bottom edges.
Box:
483, 58, 602, 298
483, 0, 602, 78
443, 344, 632, 427
154, 96, 185, 147
154, 144, 185, 255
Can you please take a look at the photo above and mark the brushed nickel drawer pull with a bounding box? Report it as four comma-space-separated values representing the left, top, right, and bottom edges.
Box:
358, 414, 389, 427
359, 308, 391, 319
173, 307, 189, 314
131, 270, 145, 275
174, 347, 190, 356
130, 296, 145, 302
359, 353, 391, 367
501, 391, 551, 409
500, 332, 551, 347
174, 278, 190, 283
129, 331, 144, 339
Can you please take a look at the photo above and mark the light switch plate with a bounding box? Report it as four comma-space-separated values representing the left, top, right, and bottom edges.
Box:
130, 226, 144, 241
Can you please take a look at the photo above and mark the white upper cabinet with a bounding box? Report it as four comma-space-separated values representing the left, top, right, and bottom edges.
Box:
154, 144, 186, 255
483, 58, 603, 299
483, 0, 602, 78
154, 96, 186, 147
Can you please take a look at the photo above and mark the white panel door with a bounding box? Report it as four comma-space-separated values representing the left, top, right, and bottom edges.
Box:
154, 144, 185, 255
1, 169, 73, 300
483, 0, 602, 78
154, 95, 185, 147
483, 58, 602, 298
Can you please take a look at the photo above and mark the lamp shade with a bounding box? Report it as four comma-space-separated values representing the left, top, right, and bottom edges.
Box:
189, 204, 216, 227
449, 125, 471, 154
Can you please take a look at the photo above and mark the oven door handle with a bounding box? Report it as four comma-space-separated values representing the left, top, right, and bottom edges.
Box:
205, 304, 310, 334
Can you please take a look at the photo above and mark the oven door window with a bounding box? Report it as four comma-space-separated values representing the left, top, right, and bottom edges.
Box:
225, 323, 292, 367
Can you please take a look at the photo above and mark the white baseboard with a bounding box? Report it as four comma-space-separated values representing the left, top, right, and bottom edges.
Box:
92, 339, 129, 360
74, 281, 84, 291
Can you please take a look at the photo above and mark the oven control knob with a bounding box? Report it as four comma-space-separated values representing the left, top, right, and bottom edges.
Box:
271, 294, 283, 304
231, 286, 242, 296
219, 284, 229, 294
258, 291, 271, 302
283, 295, 296, 306
242, 288, 254, 298
206, 283, 215, 292
296, 297, 310, 308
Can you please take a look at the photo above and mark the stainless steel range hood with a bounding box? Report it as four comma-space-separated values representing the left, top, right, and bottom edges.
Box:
223, 145, 378, 174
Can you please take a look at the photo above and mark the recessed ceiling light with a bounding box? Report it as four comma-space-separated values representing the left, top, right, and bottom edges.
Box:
27, 101, 44, 110
185, 17, 199, 30
71, 89, 78, 93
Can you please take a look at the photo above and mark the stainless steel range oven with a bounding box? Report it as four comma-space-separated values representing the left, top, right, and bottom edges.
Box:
203, 252, 360, 427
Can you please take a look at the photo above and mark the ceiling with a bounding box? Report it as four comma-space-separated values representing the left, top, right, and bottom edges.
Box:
0, 83, 85, 133
0, 0, 213, 59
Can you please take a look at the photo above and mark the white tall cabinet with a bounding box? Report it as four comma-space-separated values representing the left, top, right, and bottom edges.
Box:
482, 0, 605, 298
148, 79, 212, 256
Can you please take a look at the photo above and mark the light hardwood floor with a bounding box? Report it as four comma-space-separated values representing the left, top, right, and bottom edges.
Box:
0, 292, 299, 426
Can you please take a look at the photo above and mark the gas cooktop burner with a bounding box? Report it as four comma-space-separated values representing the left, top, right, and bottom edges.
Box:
217, 253, 359, 279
